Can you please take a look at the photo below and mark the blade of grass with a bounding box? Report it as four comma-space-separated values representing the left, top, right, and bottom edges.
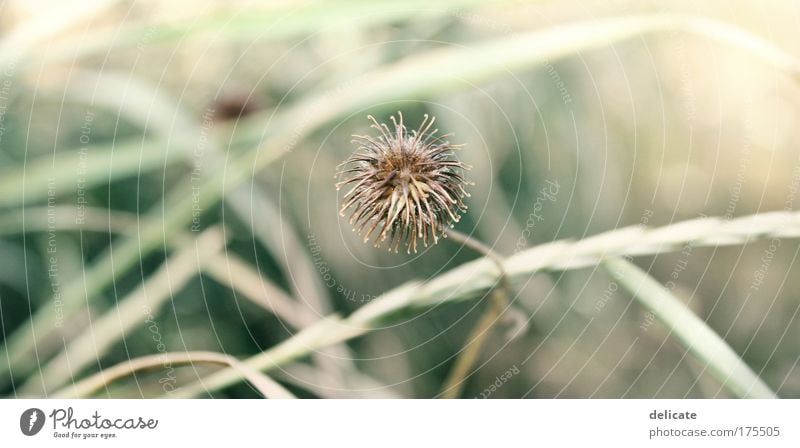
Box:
169, 211, 800, 397
225, 184, 362, 389
680, 15, 800, 80
0, 0, 119, 69
0, 65, 202, 210
63, 69, 199, 139
230, 14, 800, 148
27, 0, 523, 71
67, 69, 359, 390
0, 206, 136, 235
0, 178, 203, 386
18, 227, 227, 396
60, 67, 410, 395
8, 12, 796, 210
53, 350, 294, 399
226, 186, 332, 324
0, 138, 182, 208
204, 252, 394, 398
203, 254, 312, 329
169, 313, 366, 399
274, 363, 402, 399
602, 258, 776, 398
59, 70, 335, 325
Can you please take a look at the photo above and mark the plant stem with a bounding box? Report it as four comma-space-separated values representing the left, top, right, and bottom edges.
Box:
166, 210, 800, 398
440, 228, 511, 399
602, 258, 776, 398
53, 351, 295, 399
440, 287, 508, 399
203, 254, 313, 329
20, 227, 228, 396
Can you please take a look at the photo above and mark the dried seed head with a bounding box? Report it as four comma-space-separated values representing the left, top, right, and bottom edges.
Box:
336, 112, 471, 253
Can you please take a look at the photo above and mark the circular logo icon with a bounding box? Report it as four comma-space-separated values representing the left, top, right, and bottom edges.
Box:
20, 408, 45, 436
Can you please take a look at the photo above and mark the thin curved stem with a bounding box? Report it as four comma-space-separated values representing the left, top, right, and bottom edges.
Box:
440, 287, 508, 399
53, 351, 296, 399
440, 228, 511, 399
444, 228, 506, 275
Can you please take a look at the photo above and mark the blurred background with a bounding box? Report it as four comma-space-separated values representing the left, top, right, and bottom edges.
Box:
0, 0, 799, 398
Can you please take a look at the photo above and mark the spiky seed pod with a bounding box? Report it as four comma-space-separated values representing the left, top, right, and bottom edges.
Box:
336, 112, 471, 254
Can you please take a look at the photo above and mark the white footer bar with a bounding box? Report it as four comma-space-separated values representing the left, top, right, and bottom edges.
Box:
1, 399, 797, 447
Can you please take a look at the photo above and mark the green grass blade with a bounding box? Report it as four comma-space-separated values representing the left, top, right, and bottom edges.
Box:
29, 0, 515, 70
0, 139, 179, 208
602, 258, 776, 398
0, 0, 118, 69
0, 206, 136, 235
20, 227, 226, 396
